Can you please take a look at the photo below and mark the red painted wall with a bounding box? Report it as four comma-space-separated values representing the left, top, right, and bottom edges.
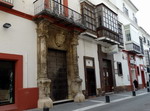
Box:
18, 88, 39, 111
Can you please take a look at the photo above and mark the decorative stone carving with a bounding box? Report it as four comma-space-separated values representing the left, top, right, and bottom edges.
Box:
36, 20, 53, 108
71, 32, 85, 102
46, 27, 68, 50
38, 78, 53, 108
71, 76, 85, 102
36, 19, 85, 108
55, 30, 66, 47
37, 20, 50, 38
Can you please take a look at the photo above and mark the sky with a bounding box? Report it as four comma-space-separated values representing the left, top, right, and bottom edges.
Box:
131, 0, 150, 34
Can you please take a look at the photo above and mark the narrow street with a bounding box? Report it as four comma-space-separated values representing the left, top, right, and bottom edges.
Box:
27, 89, 150, 111
86, 92, 150, 111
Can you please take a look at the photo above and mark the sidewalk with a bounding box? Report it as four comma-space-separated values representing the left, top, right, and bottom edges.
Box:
26, 88, 148, 111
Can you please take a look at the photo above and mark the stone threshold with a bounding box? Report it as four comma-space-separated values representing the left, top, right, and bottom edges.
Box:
53, 99, 73, 105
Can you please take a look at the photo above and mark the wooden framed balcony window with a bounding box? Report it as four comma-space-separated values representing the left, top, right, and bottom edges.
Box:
81, 2, 96, 31
96, 4, 118, 34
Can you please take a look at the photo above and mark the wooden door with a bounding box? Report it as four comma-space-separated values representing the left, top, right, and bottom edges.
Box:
141, 71, 146, 88
86, 68, 96, 96
47, 49, 68, 101
103, 59, 113, 92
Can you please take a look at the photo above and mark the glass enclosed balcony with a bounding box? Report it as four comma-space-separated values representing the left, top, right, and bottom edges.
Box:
95, 3, 121, 45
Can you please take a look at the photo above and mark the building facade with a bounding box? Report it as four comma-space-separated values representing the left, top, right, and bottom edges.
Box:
0, 0, 149, 110
0, 0, 38, 111
78, 0, 148, 97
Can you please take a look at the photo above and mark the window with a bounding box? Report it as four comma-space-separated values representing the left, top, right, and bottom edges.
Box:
147, 67, 150, 73
81, 2, 96, 31
147, 40, 149, 45
143, 37, 146, 43
123, 3, 129, 16
133, 13, 137, 23
0, 60, 15, 105
117, 62, 123, 76
125, 30, 131, 41
139, 37, 144, 54
145, 50, 150, 65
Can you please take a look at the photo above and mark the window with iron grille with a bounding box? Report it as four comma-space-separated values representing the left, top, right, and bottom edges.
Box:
139, 37, 144, 54
117, 62, 123, 76
123, 3, 129, 16
81, 2, 96, 31
143, 37, 146, 43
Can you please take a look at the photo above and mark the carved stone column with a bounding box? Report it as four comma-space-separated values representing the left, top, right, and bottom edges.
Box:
37, 20, 53, 108
71, 32, 85, 102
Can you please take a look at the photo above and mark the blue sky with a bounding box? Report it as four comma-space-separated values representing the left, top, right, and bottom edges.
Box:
131, 0, 150, 34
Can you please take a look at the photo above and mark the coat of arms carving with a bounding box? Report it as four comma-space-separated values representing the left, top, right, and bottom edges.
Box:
55, 31, 66, 47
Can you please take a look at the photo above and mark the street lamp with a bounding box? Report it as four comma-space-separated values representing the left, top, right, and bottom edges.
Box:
3, 23, 11, 28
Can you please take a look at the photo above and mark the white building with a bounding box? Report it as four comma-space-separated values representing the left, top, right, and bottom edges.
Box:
78, 0, 147, 98
139, 27, 150, 81
0, 0, 149, 110
0, 0, 38, 110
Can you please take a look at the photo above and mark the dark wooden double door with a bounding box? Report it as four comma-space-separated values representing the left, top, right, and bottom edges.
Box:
86, 68, 96, 96
103, 59, 113, 92
47, 49, 68, 101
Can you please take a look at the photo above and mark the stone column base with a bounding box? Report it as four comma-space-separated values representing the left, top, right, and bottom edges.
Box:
38, 97, 53, 108
74, 92, 85, 102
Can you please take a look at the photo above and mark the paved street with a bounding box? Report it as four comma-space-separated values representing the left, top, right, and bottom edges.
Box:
26, 89, 150, 111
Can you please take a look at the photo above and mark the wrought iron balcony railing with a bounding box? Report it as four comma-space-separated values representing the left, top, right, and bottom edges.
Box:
0, 0, 13, 8
34, 0, 85, 28
126, 42, 141, 54
96, 29, 120, 45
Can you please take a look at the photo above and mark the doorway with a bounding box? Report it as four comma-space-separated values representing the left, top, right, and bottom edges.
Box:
84, 57, 96, 97
47, 49, 68, 101
141, 71, 146, 88
86, 68, 96, 96
103, 59, 113, 92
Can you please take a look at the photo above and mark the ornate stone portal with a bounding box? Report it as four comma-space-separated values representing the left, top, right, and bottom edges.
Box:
36, 19, 85, 108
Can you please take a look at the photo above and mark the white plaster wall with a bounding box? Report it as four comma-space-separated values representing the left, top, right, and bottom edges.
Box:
13, 0, 35, 15
114, 52, 130, 86
109, 0, 137, 21
68, 0, 81, 13
88, 0, 106, 5
130, 25, 140, 44
0, 11, 37, 88
77, 38, 101, 90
